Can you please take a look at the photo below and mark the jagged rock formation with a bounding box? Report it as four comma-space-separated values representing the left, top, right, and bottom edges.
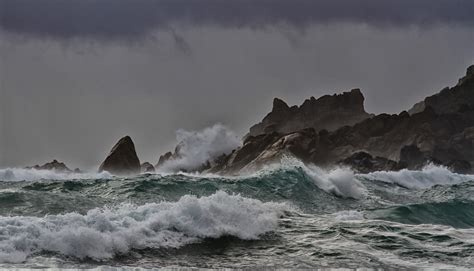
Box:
215, 106, 473, 174
212, 66, 474, 174
409, 65, 474, 115
155, 147, 216, 173
99, 136, 141, 175
141, 162, 155, 173
156, 151, 174, 168
248, 89, 373, 137
27, 159, 72, 172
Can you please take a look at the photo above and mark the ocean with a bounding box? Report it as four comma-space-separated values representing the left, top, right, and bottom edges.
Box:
0, 159, 473, 269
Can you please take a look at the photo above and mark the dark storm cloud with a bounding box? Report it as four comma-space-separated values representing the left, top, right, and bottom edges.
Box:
1, 0, 474, 40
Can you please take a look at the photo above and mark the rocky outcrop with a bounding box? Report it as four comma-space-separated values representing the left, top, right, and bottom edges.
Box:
214, 107, 474, 174
248, 89, 373, 137
211, 65, 474, 174
399, 145, 427, 169
27, 159, 72, 172
409, 65, 474, 115
445, 160, 472, 174
340, 152, 401, 173
141, 162, 155, 173
99, 136, 141, 175
156, 151, 173, 168
210, 132, 283, 173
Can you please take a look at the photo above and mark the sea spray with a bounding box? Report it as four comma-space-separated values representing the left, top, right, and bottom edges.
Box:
157, 124, 240, 173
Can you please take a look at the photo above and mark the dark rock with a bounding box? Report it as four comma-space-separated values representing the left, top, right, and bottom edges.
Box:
409, 65, 474, 115
141, 162, 155, 173
211, 132, 283, 173
214, 104, 474, 174
156, 151, 173, 167
340, 152, 401, 173
248, 89, 373, 137
98, 136, 141, 175
211, 65, 474, 174
399, 145, 426, 169
445, 160, 472, 174
27, 159, 72, 172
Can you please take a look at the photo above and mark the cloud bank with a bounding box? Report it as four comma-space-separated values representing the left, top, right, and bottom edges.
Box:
1, 0, 474, 40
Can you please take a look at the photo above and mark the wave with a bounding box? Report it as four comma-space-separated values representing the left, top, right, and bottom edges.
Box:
368, 200, 474, 228
359, 164, 474, 189
0, 168, 113, 182
231, 156, 366, 199
0, 191, 289, 263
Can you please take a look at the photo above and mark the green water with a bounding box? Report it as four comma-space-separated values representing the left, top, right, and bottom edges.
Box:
0, 165, 473, 269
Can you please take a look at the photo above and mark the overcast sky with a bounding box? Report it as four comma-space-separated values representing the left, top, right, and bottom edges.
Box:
1, 0, 474, 169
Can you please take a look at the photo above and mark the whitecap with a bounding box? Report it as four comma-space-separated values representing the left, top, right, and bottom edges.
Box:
0, 168, 112, 182
360, 164, 474, 189
0, 191, 288, 263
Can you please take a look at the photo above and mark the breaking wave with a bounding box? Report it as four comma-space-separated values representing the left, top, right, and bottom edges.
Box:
157, 124, 240, 173
0, 168, 112, 182
0, 191, 288, 263
243, 157, 366, 199
360, 164, 474, 189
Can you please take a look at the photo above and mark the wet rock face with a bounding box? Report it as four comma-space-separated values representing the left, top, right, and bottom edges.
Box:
445, 160, 472, 174
248, 89, 373, 137
340, 152, 401, 173
399, 145, 426, 169
141, 162, 155, 173
99, 136, 141, 175
27, 160, 72, 172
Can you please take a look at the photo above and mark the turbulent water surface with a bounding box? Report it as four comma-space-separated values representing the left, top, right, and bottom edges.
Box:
1, 161, 474, 269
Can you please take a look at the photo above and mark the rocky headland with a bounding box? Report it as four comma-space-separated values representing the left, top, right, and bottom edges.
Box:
209, 65, 474, 174
24, 65, 474, 175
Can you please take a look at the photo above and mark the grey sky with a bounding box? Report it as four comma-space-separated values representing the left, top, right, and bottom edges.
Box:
1, 0, 474, 40
1, 1, 474, 169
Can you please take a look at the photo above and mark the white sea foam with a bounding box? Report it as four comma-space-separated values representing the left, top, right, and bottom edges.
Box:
0, 168, 112, 182
360, 164, 474, 189
304, 165, 366, 199
157, 124, 240, 173
331, 210, 366, 221
243, 156, 366, 199
0, 191, 288, 263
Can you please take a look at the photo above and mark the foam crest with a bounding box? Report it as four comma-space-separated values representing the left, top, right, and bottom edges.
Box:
0, 168, 112, 182
304, 165, 366, 199
243, 156, 366, 199
0, 191, 288, 263
360, 164, 474, 189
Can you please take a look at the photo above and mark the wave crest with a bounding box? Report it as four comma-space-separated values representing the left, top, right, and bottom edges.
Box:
360, 164, 474, 189
0, 191, 288, 263
0, 168, 112, 182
